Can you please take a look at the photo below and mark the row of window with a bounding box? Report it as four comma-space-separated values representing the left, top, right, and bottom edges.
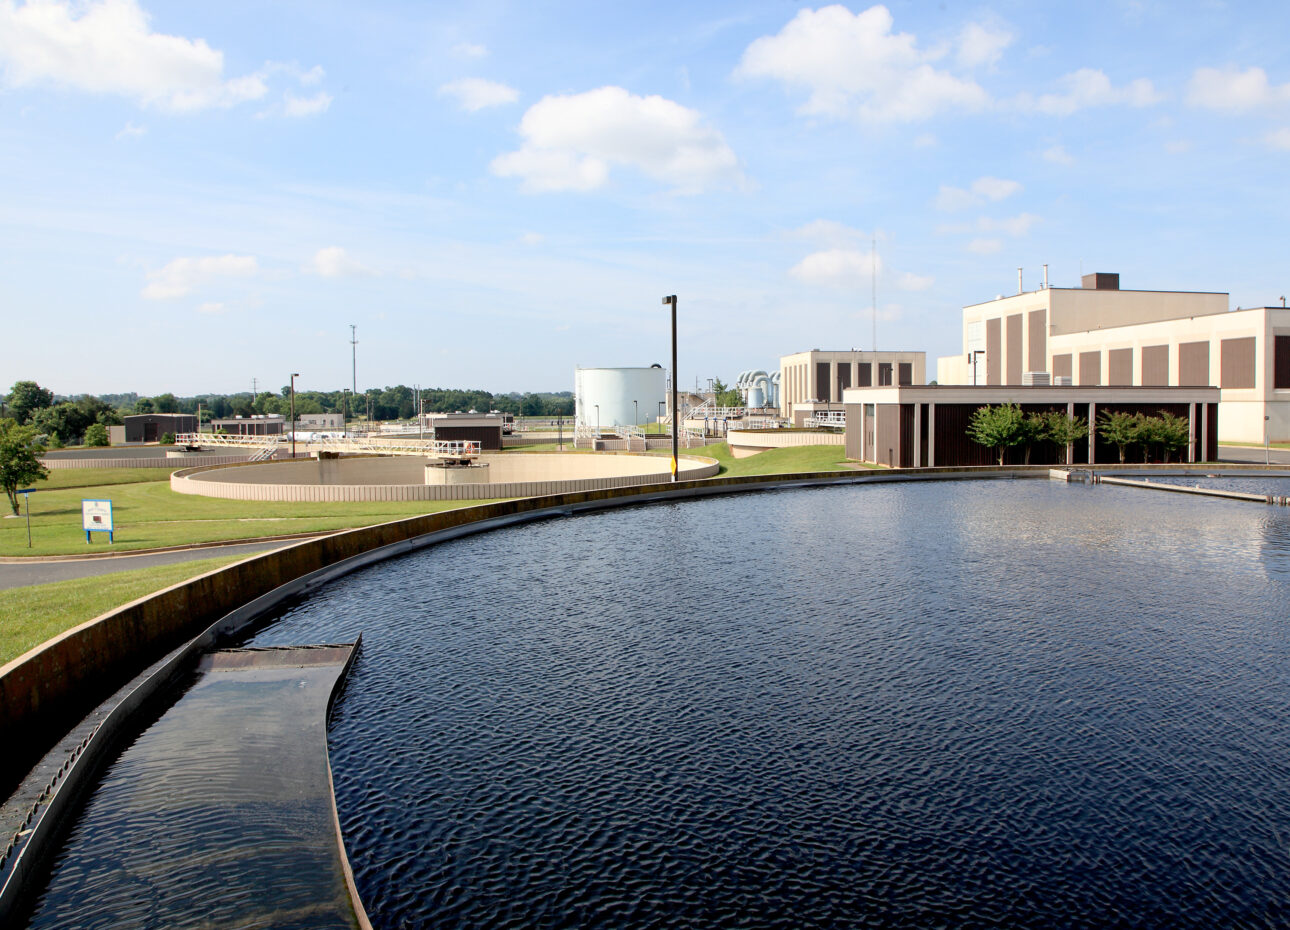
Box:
1049, 335, 1290, 390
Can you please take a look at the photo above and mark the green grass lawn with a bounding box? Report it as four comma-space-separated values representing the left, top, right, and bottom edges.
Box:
0, 554, 249, 665
2, 478, 505, 557
33, 467, 183, 490
703, 442, 870, 476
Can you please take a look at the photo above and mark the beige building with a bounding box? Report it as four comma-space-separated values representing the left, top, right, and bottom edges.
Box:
936, 272, 1290, 442
780, 349, 926, 419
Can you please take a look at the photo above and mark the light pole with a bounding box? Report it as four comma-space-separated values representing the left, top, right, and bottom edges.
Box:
290, 373, 299, 458
594, 404, 600, 438
634, 399, 638, 429
662, 295, 679, 481
1266, 415, 1271, 466
419, 398, 425, 441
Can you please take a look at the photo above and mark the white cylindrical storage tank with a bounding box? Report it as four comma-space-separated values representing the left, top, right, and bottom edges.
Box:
575, 366, 667, 431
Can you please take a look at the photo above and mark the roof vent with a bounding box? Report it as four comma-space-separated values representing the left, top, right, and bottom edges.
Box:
1081, 272, 1120, 290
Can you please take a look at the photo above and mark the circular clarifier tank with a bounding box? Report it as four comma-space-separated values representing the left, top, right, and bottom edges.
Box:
171, 451, 719, 501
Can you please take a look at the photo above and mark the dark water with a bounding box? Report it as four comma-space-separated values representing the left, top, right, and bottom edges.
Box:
237, 480, 1290, 929
26, 480, 1290, 928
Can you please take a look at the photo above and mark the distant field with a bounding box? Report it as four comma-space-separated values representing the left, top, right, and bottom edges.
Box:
0, 554, 248, 664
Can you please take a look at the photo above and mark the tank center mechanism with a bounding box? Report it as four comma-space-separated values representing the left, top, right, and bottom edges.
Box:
424, 440, 489, 486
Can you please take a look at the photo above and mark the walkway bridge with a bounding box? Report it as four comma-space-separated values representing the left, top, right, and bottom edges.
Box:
175, 433, 481, 463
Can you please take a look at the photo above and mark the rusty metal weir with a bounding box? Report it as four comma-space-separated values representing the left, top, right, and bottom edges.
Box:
15, 642, 369, 929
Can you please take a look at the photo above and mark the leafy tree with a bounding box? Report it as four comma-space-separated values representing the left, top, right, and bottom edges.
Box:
1153, 411, 1191, 463
133, 396, 155, 414
967, 403, 1027, 465
713, 378, 742, 408
1097, 410, 1142, 465
84, 423, 109, 447
0, 418, 48, 514
1018, 412, 1048, 465
6, 381, 54, 424
1039, 410, 1089, 466
151, 392, 179, 413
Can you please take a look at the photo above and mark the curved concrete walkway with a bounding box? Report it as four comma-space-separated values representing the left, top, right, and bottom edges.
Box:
0, 540, 292, 591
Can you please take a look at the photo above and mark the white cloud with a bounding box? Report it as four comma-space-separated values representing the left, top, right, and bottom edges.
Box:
1266, 128, 1290, 151
1164, 139, 1191, 154
979, 212, 1039, 236
142, 254, 257, 299
283, 90, 331, 117
518, 232, 544, 245
453, 42, 488, 58
0, 0, 269, 112
896, 271, 934, 291
935, 175, 1021, 211
789, 247, 881, 286
786, 219, 869, 245
966, 237, 1002, 255
735, 4, 989, 122
913, 132, 937, 147
1027, 68, 1161, 116
298, 64, 324, 86
1187, 66, 1290, 112
114, 120, 146, 140
1043, 144, 1074, 165
957, 22, 1013, 69
310, 246, 374, 278
197, 301, 226, 314
491, 86, 742, 193
439, 77, 518, 112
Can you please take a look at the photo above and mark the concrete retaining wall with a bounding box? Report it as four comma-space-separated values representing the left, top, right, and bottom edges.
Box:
42, 454, 254, 469
170, 452, 720, 502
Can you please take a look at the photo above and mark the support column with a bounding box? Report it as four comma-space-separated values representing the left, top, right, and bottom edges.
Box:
1201, 404, 1209, 463
927, 403, 936, 467
1187, 402, 1196, 463
859, 405, 867, 462
1066, 401, 1075, 466
913, 403, 922, 468
1088, 402, 1097, 465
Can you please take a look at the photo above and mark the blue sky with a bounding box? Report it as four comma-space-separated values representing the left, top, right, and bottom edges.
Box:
3, 0, 1289, 396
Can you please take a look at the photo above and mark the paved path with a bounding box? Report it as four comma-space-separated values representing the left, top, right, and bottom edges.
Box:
1217, 445, 1290, 465
0, 540, 289, 591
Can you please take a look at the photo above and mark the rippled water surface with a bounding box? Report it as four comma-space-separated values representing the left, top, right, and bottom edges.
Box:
30, 480, 1290, 929
237, 481, 1290, 928
1143, 474, 1290, 496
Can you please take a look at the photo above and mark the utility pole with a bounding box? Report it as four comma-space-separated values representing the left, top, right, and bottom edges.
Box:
350, 325, 358, 396
662, 294, 679, 482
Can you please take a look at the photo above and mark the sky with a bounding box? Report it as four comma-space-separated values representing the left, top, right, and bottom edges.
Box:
3, 0, 1290, 397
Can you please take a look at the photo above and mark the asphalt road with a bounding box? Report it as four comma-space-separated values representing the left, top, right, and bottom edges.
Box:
1217, 445, 1290, 465
0, 540, 290, 591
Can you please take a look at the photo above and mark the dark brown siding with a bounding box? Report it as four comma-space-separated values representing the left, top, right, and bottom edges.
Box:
1207, 403, 1219, 461
1107, 348, 1133, 385
875, 404, 900, 467
898, 362, 913, 385
434, 425, 503, 450
1179, 341, 1210, 386
1006, 313, 1023, 384
1220, 336, 1256, 388
844, 404, 863, 459
1028, 309, 1047, 372
815, 362, 830, 401
1079, 351, 1101, 386
919, 404, 930, 467
857, 363, 872, 387
899, 405, 916, 468
1053, 354, 1072, 379
1141, 345, 1169, 386
1277, 336, 1290, 390
837, 364, 852, 396
986, 317, 1001, 385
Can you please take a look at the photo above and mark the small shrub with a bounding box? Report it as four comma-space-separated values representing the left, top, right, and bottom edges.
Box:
84, 423, 109, 447
159, 432, 175, 445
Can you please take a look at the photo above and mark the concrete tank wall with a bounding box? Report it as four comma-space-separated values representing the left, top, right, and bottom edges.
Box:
575, 367, 666, 430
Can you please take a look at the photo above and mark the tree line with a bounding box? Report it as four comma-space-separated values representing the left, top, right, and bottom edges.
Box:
967, 404, 1192, 465
2, 380, 576, 446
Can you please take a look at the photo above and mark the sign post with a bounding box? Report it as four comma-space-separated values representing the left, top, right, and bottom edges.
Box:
82, 499, 114, 544
17, 489, 33, 548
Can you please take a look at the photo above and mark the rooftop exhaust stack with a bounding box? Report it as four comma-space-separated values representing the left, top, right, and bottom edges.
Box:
1043, 264, 1049, 289
1018, 267, 1023, 294
1081, 272, 1120, 290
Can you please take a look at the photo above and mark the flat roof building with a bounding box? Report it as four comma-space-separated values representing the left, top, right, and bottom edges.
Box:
936, 272, 1290, 442
122, 413, 197, 443
843, 384, 1219, 468
780, 349, 926, 420
211, 415, 285, 436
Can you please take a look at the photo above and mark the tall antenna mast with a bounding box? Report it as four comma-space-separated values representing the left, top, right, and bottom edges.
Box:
349, 324, 358, 395
252, 377, 257, 396
871, 236, 877, 352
